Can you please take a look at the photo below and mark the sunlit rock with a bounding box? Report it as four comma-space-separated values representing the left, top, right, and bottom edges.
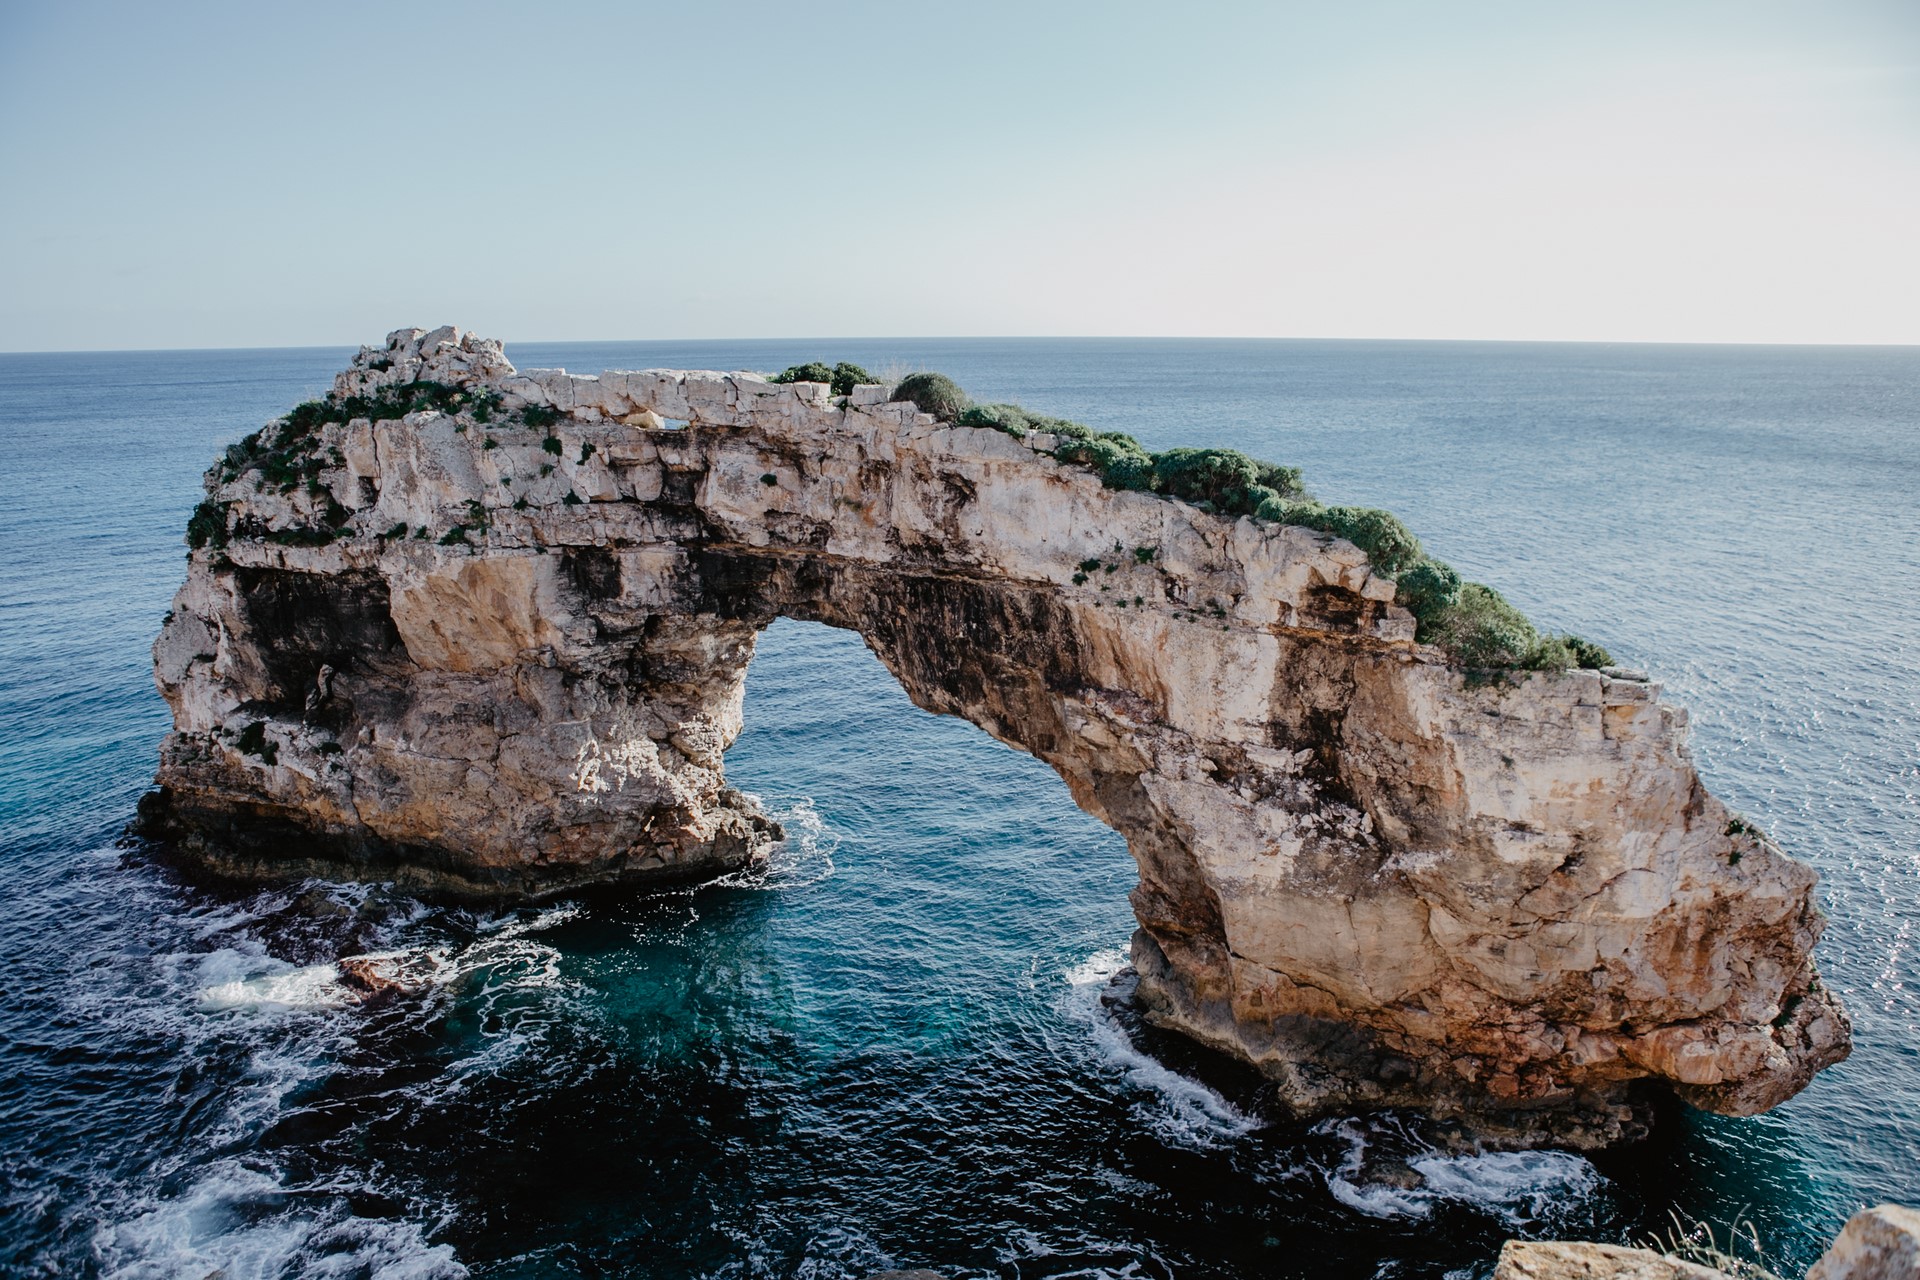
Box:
140, 326, 1850, 1142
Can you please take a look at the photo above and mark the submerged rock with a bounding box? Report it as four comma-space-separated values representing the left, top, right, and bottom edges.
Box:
141, 326, 1850, 1142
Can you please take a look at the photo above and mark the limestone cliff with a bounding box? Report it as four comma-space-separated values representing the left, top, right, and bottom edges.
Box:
143, 326, 1850, 1142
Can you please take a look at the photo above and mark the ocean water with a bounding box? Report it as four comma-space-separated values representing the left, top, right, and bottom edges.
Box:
0, 337, 1914, 1279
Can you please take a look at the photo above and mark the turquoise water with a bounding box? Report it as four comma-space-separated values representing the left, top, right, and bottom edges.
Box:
0, 339, 1914, 1278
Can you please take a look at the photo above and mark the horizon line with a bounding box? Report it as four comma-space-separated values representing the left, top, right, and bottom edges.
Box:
5, 332, 1920, 358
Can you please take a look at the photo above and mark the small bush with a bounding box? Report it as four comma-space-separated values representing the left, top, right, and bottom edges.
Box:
1134, 547, 1156, 564
336, 379, 466, 424
829, 362, 877, 395
955, 402, 1097, 441
382, 522, 409, 540
439, 524, 470, 545
578, 442, 596, 464
958, 403, 1033, 437
283, 399, 335, 436
1522, 634, 1578, 672
1153, 447, 1307, 518
542, 436, 563, 455
522, 404, 562, 430
483, 436, 498, 450
1394, 559, 1461, 621
186, 500, 229, 550
890, 372, 969, 420
1056, 432, 1154, 491
562, 491, 582, 506
1418, 582, 1540, 669
771, 361, 880, 396
760, 473, 778, 486
1565, 635, 1614, 669
771, 361, 833, 386
1265, 502, 1424, 575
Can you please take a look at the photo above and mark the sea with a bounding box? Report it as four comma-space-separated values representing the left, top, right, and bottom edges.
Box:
0, 337, 1914, 1280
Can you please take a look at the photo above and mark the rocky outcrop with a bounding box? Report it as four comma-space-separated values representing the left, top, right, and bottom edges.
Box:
143, 326, 1849, 1141
1495, 1207, 1920, 1280
1810, 1207, 1920, 1280
1494, 1241, 1731, 1280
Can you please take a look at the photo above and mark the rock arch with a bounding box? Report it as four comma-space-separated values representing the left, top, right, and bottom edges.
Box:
145, 327, 1849, 1143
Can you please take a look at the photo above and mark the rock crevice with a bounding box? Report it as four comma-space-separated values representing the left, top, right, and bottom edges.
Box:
144, 326, 1850, 1140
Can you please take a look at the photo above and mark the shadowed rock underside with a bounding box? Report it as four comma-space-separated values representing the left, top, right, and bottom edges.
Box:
143, 326, 1850, 1144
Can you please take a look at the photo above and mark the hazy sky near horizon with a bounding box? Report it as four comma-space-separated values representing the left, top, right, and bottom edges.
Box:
2, 1, 1917, 351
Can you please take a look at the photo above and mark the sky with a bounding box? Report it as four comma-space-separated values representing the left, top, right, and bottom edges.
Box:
1, 0, 1917, 351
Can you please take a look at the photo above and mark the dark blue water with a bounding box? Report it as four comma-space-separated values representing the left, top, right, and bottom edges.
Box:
1, 339, 1914, 1279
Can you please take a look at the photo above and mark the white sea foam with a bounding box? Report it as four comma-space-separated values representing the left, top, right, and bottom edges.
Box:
1064, 946, 1131, 988
712, 795, 839, 892
1317, 1116, 1605, 1225
1060, 946, 1261, 1151
195, 961, 352, 1012
93, 1159, 467, 1280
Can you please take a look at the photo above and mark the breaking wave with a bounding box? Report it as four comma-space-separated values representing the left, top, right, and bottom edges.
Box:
1316, 1116, 1607, 1228
1059, 946, 1263, 1151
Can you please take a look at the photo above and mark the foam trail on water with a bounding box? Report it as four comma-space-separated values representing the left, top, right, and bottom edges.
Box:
1317, 1117, 1605, 1226
1062, 947, 1261, 1150
710, 795, 838, 892
194, 961, 351, 1012
94, 1160, 467, 1280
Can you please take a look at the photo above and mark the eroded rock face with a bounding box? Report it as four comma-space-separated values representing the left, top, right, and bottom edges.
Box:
143, 326, 1850, 1141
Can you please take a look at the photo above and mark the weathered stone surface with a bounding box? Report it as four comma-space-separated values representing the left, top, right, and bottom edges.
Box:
1810, 1206, 1920, 1280
143, 326, 1850, 1140
1493, 1241, 1729, 1280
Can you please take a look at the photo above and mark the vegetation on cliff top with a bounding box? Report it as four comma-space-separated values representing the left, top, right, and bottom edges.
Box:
882, 371, 1613, 674
770, 361, 878, 397
193, 364, 1613, 675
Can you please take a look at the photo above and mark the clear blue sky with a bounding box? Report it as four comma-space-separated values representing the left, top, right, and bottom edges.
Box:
2, 0, 1916, 350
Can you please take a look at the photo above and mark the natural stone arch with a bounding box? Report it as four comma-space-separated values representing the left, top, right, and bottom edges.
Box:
145, 327, 1849, 1144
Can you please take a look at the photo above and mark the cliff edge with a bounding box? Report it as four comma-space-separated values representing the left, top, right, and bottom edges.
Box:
141, 326, 1850, 1143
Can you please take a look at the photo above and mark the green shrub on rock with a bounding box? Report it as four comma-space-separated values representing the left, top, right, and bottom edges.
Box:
1393, 558, 1461, 620
186, 500, 229, 550
1151, 447, 1309, 519
771, 362, 878, 396
958, 403, 1036, 437
1565, 635, 1614, 670
1418, 582, 1540, 669
890, 372, 969, 420
958, 402, 1098, 440
771, 361, 834, 386
1056, 432, 1155, 491
1263, 502, 1424, 576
